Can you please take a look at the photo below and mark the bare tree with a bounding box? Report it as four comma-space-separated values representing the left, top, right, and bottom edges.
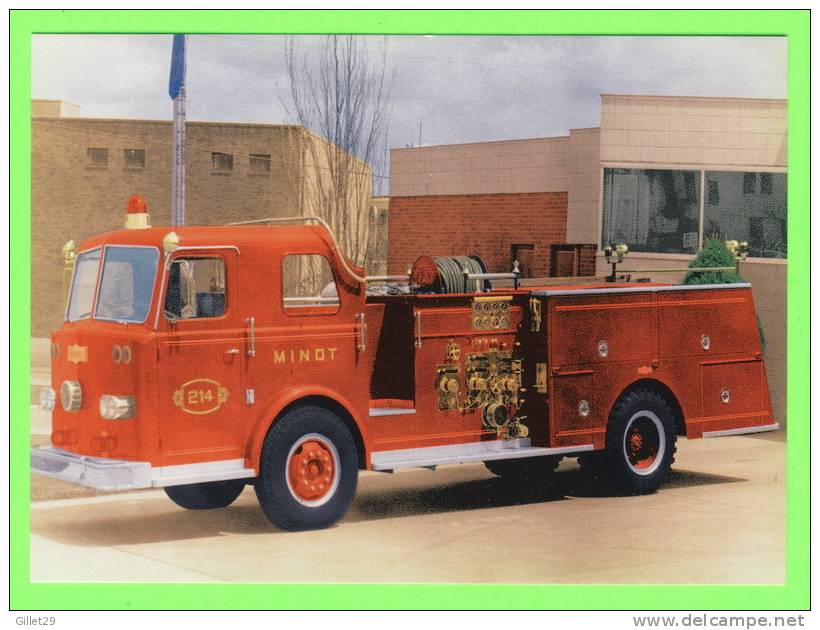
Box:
283, 36, 393, 290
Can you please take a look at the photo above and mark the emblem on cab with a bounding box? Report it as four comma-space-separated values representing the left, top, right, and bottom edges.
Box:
67, 343, 88, 364
173, 379, 229, 415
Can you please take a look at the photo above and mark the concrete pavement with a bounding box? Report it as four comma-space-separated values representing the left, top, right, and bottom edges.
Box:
30, 432, 785, 584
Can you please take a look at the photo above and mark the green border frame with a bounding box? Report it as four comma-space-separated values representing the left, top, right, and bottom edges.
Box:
10, 9, 809, 610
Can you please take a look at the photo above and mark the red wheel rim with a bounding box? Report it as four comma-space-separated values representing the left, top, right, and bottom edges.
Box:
623, 412, 664, 475
286, 435, 339, 506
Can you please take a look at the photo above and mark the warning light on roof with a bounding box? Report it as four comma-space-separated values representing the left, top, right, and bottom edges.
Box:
125, 195, 151, 230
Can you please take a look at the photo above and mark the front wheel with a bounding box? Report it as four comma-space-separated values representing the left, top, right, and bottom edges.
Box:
602, 388, 677, 494
254, 405, 358, 531
164, 478, 247, 510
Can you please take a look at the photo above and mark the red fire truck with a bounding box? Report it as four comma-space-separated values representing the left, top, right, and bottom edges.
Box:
32, 197, 778, 530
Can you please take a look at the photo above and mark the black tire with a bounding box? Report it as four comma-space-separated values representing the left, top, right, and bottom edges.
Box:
484, 456, 560, 484
164, 478, 247, 510
601, 387, 677, 494
254, 404, 358, 531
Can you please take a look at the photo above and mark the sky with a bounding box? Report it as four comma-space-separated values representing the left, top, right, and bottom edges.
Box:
32, 34, 787, 190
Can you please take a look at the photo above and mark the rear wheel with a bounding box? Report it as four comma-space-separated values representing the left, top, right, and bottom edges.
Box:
164, 479, 246, 510
254, 405, 358, 531
484, 456, 560, 484
602, 388, 677, 494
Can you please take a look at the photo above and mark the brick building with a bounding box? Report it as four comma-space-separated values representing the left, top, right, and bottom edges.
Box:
31, 101, 373, 336
389, 94, 787, 423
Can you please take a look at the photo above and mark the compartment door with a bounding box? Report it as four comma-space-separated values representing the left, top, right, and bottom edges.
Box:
700, 359, 770, 434
550, 370, 599, 447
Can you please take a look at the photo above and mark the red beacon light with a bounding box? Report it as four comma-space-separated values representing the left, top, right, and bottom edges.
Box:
124, 195, 151, 230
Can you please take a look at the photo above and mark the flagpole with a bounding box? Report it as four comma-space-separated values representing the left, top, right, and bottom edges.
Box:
169, 35, 187, 226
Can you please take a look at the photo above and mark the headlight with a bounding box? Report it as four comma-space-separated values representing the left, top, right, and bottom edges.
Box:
39, 387, 56, 412
60, 380, 82, 412
99, 395, 136, 420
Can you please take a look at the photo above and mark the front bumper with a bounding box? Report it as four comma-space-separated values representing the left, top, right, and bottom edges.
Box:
31, 446, 257, 491
31, 446, 152, 491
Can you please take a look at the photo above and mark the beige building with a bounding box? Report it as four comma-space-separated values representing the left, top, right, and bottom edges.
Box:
390, 94, 787, 424
31, 101, 374, 336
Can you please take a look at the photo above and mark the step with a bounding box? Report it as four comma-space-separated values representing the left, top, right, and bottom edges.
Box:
370, 438, 594, 471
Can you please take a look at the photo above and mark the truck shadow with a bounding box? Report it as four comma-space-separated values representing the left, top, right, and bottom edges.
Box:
349, 467, 745, 520
555, 467, 745, 499
30, 466, 745, 546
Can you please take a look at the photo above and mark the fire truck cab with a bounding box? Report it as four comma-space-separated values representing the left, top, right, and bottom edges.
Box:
32, 198, 778, 531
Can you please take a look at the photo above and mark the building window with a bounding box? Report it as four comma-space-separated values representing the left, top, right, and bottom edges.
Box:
211, 152, 234, 172
87, 147, 109, 167
703, 171, 786, 259
602, 168, 701, 255
707, 180, 720, 206
743, 172, 757, 194
249, 153, 271, 173
124, 149, 145, 169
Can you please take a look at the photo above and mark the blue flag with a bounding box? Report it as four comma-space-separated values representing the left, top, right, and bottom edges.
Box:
168, 34, 186, 99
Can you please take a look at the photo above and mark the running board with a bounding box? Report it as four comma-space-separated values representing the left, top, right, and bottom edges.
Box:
702, 422, 780, 438
369, 407, 417, 417
370, 438, 595, 471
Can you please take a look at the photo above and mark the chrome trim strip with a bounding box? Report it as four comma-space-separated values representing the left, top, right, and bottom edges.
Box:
370, 438, 595, 471
172, 245, 241, 255
368, 407, 417, 417
702, 422, 780, 438
31, 446, 152, 491
31, 447, 255, 491
531, 283, 751, 298
152, 458, 256, 487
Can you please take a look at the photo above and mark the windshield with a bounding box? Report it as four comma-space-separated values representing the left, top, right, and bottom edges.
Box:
66, 248, 101, 321
95, 246, 159, 323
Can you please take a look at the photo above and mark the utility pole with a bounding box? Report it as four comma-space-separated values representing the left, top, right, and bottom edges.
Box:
169, 34, 187, 226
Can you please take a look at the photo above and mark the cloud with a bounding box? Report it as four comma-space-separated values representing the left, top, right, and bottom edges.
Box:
32, 33, 787, 187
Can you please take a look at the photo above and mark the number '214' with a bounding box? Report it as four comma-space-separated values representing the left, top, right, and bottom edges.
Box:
187, 389, 214, 404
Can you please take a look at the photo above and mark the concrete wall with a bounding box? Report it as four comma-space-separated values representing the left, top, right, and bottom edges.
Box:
32, 99, 79, 118
390, 136, 571, 197
600, 94, 787, 168
566, 127, 602, 244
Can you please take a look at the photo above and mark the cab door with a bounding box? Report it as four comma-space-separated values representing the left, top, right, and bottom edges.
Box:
245, 251, 367, 421
157, 250, 247, 466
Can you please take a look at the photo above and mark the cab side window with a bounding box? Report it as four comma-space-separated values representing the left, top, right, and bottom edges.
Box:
165, 257, 227, 320
282, 254, 340, 313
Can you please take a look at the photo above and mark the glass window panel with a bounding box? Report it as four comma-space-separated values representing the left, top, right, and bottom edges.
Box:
703, 171, 787, 259
87, 147, 109, 166
707, 179, 720, 206
124, 148, 145, 168
602, 168, 701, 255
282, 254, 339, 312
95, 246, 158, 323
743, 172, 757, 194
211, 152, 233, 171
760, 172, 774, 195
164, 257, 227, 320
66, 248, 101, 321
249, 153, 271, 173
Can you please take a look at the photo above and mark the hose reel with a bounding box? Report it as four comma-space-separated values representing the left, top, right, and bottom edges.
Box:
410, 255, 489, 294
